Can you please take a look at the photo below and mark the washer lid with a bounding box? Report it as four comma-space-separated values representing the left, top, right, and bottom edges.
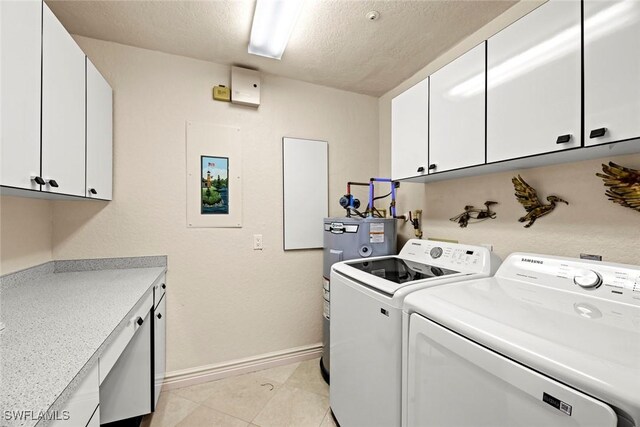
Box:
333, 256, 467, 296
404, 277, 640, 424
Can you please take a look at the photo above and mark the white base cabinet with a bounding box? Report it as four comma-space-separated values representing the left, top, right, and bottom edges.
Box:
100, 311, 153, 423
154, 292, 167, 408
99, 277, 166, 423
50, 363, 99, 427
584, 0, 640, 146
429, 42, 486, 173
0, 0, 42, 191
391, 79, 429, 180
486, 0, 581, 162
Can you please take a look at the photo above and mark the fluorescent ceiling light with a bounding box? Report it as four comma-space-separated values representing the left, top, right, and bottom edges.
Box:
248, 0, 305, 60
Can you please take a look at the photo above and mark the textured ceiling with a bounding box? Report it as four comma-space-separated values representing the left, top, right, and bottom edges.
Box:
45, 0, 517, 96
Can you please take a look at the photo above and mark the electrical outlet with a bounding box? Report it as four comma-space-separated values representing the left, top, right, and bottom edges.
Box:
253, 234, 263, 250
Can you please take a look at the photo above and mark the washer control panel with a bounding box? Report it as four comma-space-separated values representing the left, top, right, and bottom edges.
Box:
499, 253, 640, 306
399, 239, 488, 272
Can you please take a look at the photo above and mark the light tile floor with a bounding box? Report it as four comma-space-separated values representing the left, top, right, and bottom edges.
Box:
142, 358, 337, 427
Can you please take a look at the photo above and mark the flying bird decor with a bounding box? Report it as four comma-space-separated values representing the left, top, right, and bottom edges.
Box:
596, 162, 640, 213
512, 175, 568, 228
450, 201, 498, 228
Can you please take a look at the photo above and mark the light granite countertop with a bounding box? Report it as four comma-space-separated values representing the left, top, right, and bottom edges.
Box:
0, 258, 166, 427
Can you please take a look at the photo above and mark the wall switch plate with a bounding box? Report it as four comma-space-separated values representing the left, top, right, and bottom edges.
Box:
253, 234, 263, 250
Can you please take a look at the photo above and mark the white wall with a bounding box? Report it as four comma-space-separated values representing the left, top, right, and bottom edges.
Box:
0, 196, 53, 274
50, 37, 379, 372
380, 0, 640, 265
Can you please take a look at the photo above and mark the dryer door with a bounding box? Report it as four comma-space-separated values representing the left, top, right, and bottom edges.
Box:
406, 313, 618, 427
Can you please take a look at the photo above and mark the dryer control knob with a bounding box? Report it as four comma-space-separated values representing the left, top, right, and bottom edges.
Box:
573, 270, 602, 289
430, 247, 443, 259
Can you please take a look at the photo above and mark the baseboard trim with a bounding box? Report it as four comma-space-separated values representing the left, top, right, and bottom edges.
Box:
162, 343, 323, 391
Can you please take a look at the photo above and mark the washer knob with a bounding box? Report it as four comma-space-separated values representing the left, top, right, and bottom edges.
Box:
430, 247, 443, 259
573, 270, 602, 289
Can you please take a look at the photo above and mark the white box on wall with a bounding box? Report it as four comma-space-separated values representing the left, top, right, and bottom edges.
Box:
231, 66, 261, 107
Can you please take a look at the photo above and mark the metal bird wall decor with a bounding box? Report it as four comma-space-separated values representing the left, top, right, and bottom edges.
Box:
596, 162, 640, 213
512, 175, 568, 228
450, 201, 498, 228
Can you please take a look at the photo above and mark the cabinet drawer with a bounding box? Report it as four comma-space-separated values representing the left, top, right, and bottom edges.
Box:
99, 292, 153, 384
50, 363, 99, 427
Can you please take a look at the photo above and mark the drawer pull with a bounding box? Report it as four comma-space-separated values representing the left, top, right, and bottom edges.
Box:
161, 283, 166, 289
136, 317, 144, 326
417, 166, 425, 173
428, 164, 437, 170
556, 134, 571, 144
48, 179, 59, 188
589, 128, 607, 138
31, 176, 46, 185
157, 313, 162, 319
89, 188, 97, 195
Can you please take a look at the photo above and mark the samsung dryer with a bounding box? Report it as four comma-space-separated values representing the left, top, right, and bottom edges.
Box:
330, 239, 501, 427
403, 253, 640, 427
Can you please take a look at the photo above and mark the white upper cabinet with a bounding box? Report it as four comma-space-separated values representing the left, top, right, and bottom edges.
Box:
487, 0, 581, 163
391, 78, 429, 180
584, 0, 640, 146
0, 0, 42, 190
42, 3, 86, 197
429, 43, 486, 173
86, 59, 113, 200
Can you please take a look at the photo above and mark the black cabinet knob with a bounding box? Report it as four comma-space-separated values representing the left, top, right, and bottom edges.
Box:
136, 317, 144, 326
32, 176, 46, 185
89, 188, 97, 195
417, 166, 425, 173
48, 179, 59, 188
428, 164, 437, 170
589, 128, 607, 138
157, 313, 162, 319
556, 134, 572, 144
161, 284, 166, 289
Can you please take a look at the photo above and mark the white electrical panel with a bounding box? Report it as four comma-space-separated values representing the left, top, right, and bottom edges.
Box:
231, 66, 261, 107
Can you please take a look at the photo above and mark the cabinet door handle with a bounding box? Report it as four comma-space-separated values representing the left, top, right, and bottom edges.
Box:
428, 164, 437, 170
161, 284, 166, 289
136, 317, 144, 326
89, 188, 97, 195
47, 179, 59, 188
31, 176, 46, 185
589, 127, 607, 138
556, 134, 572, 144
417, 166, 425, 173
157, 313, 162, 320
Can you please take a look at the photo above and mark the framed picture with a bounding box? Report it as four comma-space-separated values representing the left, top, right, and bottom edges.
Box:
201, 155, 229, 215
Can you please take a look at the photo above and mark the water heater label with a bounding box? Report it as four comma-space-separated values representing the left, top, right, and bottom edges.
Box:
370, 223, 385, 243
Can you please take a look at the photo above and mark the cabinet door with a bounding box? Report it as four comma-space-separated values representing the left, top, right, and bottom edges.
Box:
584, 0, 640, 146
429, 43, 486, 173
42, 3, 86, 196
487, 0, 581, 163
50, 363, 99, 427
153, 294, 166, 409
391, 78, 429, 180
86, 59, 113, 200
0, 0, 42, 190
100, 311, 152, 423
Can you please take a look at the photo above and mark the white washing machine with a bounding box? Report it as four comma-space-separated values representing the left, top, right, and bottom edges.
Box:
330, 239, 501, 427
403, 253, 640, 427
